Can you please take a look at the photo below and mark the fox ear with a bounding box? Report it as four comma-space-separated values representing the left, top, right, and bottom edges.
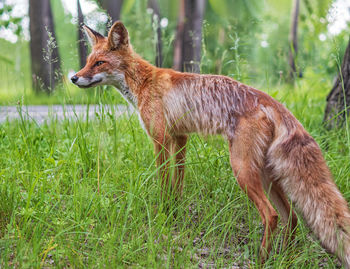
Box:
82, 24, 104, 46
108, 21, 129, 50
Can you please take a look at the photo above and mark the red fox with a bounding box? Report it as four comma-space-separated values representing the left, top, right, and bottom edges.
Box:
71, 21, 350, 267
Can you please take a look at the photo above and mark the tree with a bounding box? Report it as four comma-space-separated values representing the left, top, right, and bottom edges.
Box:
173, 0, 185, 71
98, 0, 124, 24
173, 0, 206, 73
148, 0, 163, 67
77, 0, 88, 68
29, 0, 61, 93
323, 37, 350, 129
288, 0, 300, 81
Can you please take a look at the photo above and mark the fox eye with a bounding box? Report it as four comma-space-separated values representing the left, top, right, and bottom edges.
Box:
94, 61, 105, 67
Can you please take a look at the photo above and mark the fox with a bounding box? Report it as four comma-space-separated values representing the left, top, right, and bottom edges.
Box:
71, 21, 350, 267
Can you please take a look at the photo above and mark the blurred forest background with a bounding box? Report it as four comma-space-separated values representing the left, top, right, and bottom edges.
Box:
2, 2, 350, 267
0, 0, 349, 126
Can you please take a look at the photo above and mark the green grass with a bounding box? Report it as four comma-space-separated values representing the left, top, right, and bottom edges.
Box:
0, 77, 350, 268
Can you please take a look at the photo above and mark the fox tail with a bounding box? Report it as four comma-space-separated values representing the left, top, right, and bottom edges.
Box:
268, 123, 350, 268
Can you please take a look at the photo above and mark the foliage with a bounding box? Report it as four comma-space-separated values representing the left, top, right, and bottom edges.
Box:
0, 3, 23, 36
0, 0, 348, 104
51, 0, 80, 73
0, 1, 350, 267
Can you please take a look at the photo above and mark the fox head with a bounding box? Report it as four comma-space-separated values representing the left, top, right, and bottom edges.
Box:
71, 21, 133, 89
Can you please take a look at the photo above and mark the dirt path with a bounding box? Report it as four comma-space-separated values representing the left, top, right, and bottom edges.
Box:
0, 105, 131, 124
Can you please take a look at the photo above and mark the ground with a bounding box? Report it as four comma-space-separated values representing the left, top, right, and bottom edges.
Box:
0, 83, 349, 267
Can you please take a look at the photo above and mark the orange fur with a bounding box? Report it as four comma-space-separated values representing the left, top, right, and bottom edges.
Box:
72, 21, 350, 267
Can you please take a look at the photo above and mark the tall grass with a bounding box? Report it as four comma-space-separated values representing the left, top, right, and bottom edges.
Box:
0, 81, 349, 268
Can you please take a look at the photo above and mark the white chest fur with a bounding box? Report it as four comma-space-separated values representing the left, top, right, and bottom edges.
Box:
111, 72, 137, 108
110, 72, 147, 133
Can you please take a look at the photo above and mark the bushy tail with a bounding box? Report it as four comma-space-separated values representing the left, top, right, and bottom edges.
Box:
268, 127, 350, 268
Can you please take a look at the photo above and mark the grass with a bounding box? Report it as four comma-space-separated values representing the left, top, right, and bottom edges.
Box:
0, 1, 348, 266
0, 76, 350, 268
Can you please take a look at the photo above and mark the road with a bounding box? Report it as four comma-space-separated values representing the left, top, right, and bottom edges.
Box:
0, 105, 131, 124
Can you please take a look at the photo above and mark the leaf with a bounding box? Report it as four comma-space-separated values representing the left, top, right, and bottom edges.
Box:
44, 157, 56, 166
122, 0, 136, 15
5, 5, 13, 13
242, 0, 262, 19
15, 26, 22, 36
0, 54, 14, 65
11, 17, 22, 24
208, 0, 229, 18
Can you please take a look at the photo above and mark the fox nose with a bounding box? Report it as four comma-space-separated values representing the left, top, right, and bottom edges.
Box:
71, 75, 79, 84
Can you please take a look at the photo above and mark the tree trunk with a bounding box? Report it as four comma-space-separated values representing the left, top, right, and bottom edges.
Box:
148, 0, 163, 67
288, 0, 300, 81
323, 36, 350, 129
99, 0, 123, 24
29, 0, 61, 93
77, 0, 88, 68
173, 0, 206, 73
173, 0, 185, 71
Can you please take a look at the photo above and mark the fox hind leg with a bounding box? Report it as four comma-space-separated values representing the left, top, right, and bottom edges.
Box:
227, 114, 281, 262
228, 141, 278, 262
262, 178, 298, 247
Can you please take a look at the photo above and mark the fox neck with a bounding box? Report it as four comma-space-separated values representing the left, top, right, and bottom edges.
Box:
110, 71, 137, 107
113, 55, 156, 107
